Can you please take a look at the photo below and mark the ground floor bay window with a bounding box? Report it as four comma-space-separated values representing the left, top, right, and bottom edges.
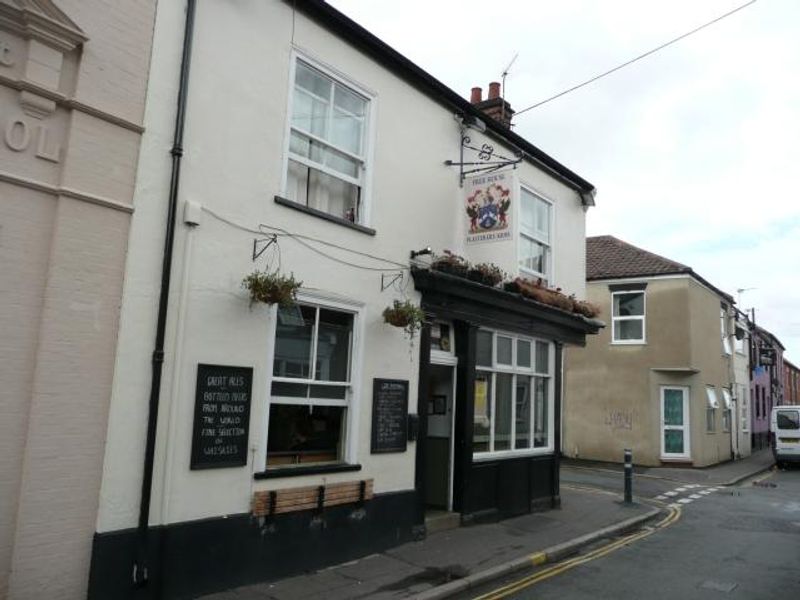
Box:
661, 386, 690, 460
267, 303, 355, 467
473, 330, 554, 457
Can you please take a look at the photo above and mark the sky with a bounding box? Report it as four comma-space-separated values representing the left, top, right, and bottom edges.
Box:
328, 0, 800, 363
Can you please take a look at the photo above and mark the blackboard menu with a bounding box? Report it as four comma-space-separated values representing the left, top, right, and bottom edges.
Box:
371, 378, 409, 453
190, 364, 253, 469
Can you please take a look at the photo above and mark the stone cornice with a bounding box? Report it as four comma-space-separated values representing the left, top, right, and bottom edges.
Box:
0, 0, 87, 52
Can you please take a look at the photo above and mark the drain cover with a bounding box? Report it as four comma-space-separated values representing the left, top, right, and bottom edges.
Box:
700, 580, 738, 593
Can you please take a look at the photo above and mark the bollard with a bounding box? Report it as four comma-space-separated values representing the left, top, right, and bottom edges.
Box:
624, 448, 633, 504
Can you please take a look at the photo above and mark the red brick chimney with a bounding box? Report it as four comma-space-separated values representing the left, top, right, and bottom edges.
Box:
470, 81, 514, 128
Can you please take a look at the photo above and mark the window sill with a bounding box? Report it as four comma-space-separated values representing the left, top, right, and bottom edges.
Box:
253, 462, 362, 480
274, 196, 376, 236
611, 341, 647, 346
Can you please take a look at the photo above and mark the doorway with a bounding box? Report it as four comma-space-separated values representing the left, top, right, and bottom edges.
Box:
424, 364, 456, 511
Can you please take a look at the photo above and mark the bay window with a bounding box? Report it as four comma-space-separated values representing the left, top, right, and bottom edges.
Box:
285, 58, 370, 224
473, 330, 553, 457
267, 304, 354, 467
519, 188, 552, 283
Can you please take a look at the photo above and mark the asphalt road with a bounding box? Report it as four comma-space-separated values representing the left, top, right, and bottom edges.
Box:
465, 466, 800, 600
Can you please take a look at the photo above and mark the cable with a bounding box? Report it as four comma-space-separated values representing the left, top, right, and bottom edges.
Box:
514, 0, 758, 116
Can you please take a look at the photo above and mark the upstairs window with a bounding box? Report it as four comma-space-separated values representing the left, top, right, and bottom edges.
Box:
721, 307, 732, 355
519, 188, 551, 283
285, 58, 369, 224
612, 291, 645, 343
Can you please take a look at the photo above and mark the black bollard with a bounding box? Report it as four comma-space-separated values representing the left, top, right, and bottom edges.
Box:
624, 448, 633, 504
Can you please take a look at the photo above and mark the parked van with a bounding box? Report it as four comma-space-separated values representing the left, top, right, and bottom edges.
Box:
771, 405, 800, 467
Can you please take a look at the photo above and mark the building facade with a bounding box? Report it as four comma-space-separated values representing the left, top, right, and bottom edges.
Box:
782, 358, 799, 405
750, 326, 784, 448
87, 1, 600, 598
0, 1, 156, 598
564, 236, 743, 467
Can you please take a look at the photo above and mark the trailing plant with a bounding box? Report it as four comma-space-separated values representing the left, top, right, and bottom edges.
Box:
431, 250, 469, 277
470, 262, 505, 287
383, 299, 426, 338
242, 270, 302, 307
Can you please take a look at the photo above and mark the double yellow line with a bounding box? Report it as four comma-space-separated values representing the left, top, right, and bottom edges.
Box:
472, 504, 681, 600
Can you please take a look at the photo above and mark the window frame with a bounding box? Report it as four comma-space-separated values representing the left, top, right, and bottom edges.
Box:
721, 307, 732, 355
260, 293, 365, 472
517, 186, 554, 283
281, 51, 376, 227
473, 329, 555, 461
706, 386, 719, 433
660, 386, 690, 460
611, 290, 646, 344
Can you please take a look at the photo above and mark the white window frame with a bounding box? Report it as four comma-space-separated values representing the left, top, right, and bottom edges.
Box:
721, 308, 732, 355
739, 384, 749, 432
281, 51, 376, 226
518, 186, 554, 284
260, 292, 365, 470
473, 329, 555, 461
611, 290, 646, 344
706, 386, 719, 433
660, 386, 690, 460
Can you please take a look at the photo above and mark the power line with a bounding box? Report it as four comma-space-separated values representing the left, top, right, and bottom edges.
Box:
514, 0, 758, 116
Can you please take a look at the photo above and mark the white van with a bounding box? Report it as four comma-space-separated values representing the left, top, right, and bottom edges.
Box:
771, 405, 800, 467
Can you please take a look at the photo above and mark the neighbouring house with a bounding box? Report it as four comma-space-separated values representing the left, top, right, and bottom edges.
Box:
0, 1, 157, 598
87, 1, 601, 598
784, 358, 800, 405
750, 325, 785, 449
563, 235, 748, 468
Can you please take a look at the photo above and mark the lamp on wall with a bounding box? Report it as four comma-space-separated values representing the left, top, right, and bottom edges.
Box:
410, 246, 432, 260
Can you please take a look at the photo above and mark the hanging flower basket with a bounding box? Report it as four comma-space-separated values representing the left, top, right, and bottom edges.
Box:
242, 270, 302, 307
383, 299, 426, 338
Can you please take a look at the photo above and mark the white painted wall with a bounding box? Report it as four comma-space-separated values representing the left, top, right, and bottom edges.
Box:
97, 0, 591, 532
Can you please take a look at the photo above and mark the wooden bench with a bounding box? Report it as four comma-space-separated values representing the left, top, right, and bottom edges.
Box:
252, 479, 374, 517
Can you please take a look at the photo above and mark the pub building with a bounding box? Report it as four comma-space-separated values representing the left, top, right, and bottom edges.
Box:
87, 1, 602, 598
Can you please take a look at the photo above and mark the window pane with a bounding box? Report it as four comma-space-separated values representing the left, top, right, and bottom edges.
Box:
495, 374, 513, 450
271, 382, 308, 398
664, 429, 684, 454
613, 293, 644, 317
315, 309, 353, 382
292, 88, 328, 138
473, 373, 492, 452
274, 305, 316, 378
533, 376, 549, 447
322, 145, 359, 178
616, 319, 643, 341
476, 331, 493, 366
663, 389, 684, 426
334, 85, 366, 117
706, 408, 716, 432
497, 336, 513, 365
519, 236, 548, 275
777, 410, 800, 430
330, 109, 363, 156
515, 376, 531, 449
520, 190, 550, 243
295, 61, 331, 100
267, 405, 344, 466
309, 384, 347, 400
517, 340, 531, 368
306, 167, 360, 221
535, 341, 549, 373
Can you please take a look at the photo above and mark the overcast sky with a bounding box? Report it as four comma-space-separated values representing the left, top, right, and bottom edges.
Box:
328, 0, 800, 363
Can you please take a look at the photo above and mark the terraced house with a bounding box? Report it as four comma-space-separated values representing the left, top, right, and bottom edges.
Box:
564, 236, 750, 467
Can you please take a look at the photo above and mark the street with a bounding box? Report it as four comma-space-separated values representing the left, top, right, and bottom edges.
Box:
464, 466, 800, 599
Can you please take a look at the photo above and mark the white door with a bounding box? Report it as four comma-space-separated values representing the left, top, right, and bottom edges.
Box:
661, 386, 690, 460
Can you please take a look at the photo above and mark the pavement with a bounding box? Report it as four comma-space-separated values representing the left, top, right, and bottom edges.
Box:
562, 448, 775, 487
198, 451, 775, 600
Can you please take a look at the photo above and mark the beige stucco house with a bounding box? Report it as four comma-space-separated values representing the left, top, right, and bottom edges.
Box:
0, 1, 156, 598
564, 236, 744, 467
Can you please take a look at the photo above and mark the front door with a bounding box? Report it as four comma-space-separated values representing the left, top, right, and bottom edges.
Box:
661, 386, 690, 460
424, 364, 455, 510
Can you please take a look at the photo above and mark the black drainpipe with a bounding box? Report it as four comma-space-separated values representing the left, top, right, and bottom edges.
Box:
133, 0, 196, 588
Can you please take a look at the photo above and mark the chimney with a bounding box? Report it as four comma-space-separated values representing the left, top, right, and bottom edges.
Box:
470, 86, 483, 104
471, 81, 515, 128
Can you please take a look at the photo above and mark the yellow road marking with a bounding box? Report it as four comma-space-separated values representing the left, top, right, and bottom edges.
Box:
471, 506, 681, 600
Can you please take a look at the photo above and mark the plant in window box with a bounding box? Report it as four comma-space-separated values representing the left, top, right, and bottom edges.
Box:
383, 299, 426, 338
572, 298, 601, 319
242, 270, 302, 307
467, 262, 506, 287
515, 277, 575, 312
430, 250, 469, 277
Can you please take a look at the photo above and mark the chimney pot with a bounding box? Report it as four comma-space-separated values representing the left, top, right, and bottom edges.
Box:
470, 86, 482, 103
488, 81, 501, 100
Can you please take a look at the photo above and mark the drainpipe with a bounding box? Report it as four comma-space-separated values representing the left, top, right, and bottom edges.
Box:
133, 0, 196, 587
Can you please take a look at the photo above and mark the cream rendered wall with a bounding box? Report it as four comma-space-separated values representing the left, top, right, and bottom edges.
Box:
98, 0, 589, 533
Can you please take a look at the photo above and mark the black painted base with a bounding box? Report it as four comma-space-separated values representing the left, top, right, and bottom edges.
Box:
88, 490, 419, 600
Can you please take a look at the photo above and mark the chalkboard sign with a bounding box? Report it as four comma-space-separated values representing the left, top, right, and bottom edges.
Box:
190, 364, 253, 469
371, 378, 409, 453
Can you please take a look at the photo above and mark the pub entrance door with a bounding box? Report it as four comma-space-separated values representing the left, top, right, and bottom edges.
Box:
424, 363, 456, 512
